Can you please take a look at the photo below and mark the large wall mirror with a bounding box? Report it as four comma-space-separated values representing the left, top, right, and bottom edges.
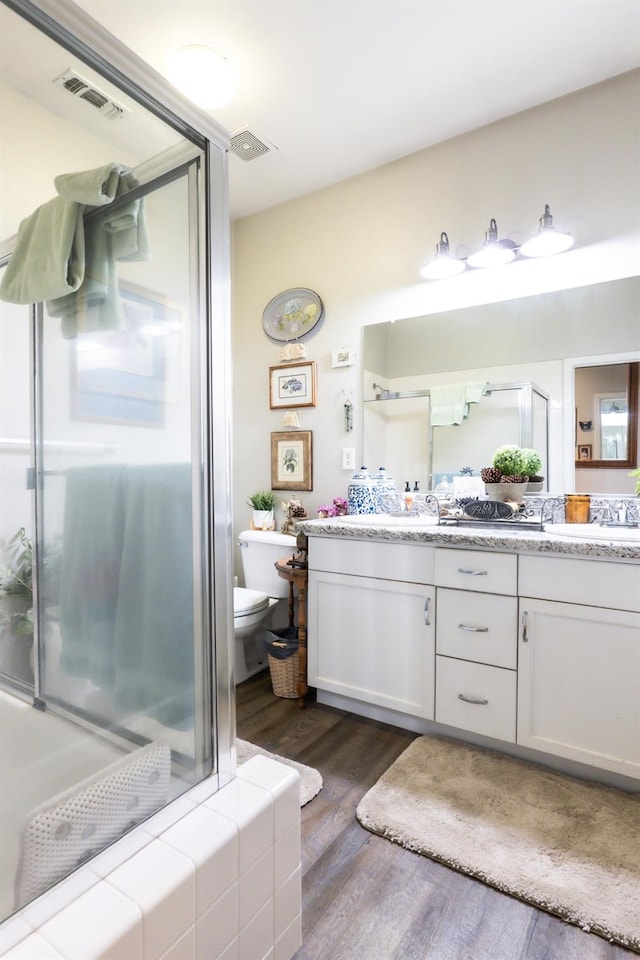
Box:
363, 276, 640, 495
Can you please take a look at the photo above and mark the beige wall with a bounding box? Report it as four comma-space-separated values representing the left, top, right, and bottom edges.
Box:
231, 70, 640, 569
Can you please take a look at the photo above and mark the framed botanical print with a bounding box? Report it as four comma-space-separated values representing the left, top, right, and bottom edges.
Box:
270, 430, 313, 490
269, 361, 316, 409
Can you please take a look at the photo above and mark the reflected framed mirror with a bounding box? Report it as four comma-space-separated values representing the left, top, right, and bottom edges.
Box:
573, 361, 638, 469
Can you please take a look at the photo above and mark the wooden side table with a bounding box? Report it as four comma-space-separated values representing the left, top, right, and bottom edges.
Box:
274, 553, 308, 708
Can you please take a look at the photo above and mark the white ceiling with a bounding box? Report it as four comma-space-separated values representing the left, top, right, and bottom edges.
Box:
21, 1, 640, 219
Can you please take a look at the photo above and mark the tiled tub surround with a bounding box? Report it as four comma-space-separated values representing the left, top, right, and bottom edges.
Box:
0, 757, 302, 960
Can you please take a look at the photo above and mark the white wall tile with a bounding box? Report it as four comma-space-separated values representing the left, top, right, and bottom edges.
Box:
0, 918, 32, 955
36, 883, 142, 960
1, 931, 65, 958
17, 867, 99, 931
143, 797, 199, 837
106, 842, 194, 960
238, 901, 273, 960
159, 926, 195, 960
238, 849, 273, 929
87, 828, 154, 879
195, 887, 237, 960
274, 915, 302, 960
236, 758, 300, 840
203, 781, 272, 874
273, 822, 300, 891
274, 868, 300, 940
160, 807, 237, 917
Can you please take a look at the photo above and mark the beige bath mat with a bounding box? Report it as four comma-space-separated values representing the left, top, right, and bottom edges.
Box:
356, 735, 640, 951
237, 739, 322, 806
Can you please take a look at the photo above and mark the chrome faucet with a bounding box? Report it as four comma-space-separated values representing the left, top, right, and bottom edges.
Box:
600, 499, 639, 528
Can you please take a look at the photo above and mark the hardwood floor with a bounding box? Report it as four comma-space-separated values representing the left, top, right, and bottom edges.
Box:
236, 671, 637, 960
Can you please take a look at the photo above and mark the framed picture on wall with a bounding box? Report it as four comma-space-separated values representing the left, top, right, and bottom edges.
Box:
271, 430, 313, 490
269, 361, 316, 409
577, 444, 592, 461
70, 282, 182, 427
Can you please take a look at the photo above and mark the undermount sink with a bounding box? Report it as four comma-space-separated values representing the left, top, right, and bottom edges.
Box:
546, 523, 640, 542
338, 513, 439, 527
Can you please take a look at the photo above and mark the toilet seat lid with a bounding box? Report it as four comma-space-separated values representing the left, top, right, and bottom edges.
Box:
234, 586, 270, 617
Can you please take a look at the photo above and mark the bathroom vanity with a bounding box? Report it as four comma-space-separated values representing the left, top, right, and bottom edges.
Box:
297, 516, 640, 787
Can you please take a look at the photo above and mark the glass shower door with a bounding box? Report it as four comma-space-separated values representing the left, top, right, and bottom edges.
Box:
36, 159, 212, 786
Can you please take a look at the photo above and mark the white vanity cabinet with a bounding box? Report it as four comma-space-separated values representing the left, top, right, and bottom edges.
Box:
434, 551, 518, 742
518, 556, 640, 779
307, 538, 435, 718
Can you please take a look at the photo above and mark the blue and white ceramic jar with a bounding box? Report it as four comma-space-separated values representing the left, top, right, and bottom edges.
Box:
373, 466, 396, 510
347, 467, 378, 514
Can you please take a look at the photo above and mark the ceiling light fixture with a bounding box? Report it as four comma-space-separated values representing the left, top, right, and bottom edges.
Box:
419, 232, 466, 280
167, 44, 237, 110
466, 218, 516, 269
519, 204, 574, 258
420, 204, 574, 280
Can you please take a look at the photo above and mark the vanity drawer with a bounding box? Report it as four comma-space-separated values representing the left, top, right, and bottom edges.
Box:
519, 555, 640, 613
308, 536, 434, 584
436, 588, 517, 669
434, 548, 517, 596
435, 656, 516, 743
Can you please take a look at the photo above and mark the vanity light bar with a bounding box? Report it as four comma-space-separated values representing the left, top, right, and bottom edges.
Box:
420, 205, 574, 281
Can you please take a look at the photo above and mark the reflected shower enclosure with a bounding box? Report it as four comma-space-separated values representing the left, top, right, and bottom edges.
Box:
0, 0, 233, 923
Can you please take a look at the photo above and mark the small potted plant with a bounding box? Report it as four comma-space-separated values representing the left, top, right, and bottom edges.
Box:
481, 445, 529, 503
247, 490, 276, 530
521, 448, 544, 493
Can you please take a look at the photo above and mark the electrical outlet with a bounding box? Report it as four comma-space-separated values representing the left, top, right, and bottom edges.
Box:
342, 447, 355, 470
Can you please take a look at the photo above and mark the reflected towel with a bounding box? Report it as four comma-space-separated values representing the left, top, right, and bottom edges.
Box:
59, 464, 194, 729
431, 381, 487, 426
59, 465, 127, 686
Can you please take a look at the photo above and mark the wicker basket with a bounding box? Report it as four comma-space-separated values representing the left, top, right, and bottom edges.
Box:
268, 651, 300, 699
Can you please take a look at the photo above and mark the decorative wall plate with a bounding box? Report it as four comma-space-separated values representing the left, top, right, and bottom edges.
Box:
262, 288, 324, 343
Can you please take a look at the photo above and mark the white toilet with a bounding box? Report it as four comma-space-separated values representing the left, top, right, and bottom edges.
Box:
234, 529, 297, 684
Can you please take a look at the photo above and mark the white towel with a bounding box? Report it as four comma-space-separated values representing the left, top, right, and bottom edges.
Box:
431, 381, 487, 426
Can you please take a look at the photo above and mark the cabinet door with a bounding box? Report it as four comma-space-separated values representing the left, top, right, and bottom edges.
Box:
517, 598, 640, 778
308, 571, 435, 718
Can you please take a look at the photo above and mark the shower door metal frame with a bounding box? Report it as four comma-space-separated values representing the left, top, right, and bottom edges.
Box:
2, 0, 236, 788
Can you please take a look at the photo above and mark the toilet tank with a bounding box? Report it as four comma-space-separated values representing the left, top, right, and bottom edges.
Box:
238, 529, 297, 598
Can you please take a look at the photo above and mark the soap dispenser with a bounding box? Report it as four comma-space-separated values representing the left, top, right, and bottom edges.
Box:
347, 467, 377, 515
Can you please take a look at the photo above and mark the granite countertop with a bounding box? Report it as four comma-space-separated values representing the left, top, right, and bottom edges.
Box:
295, 517, 640, 562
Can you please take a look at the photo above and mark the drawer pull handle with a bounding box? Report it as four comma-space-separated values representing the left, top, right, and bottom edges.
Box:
458, 623, 489, 633
424, 597, 431, 625
457, 567, 488, 576
458, 693, 489, 706
521, 610, 528, 643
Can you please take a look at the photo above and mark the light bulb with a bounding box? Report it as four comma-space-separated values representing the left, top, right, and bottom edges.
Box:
520, 204, 574, 258
168, 45, 237, 109
467, 219, 516, 269
420, 232, 466, 280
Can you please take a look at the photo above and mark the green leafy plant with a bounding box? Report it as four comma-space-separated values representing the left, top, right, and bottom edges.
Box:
246, 490, 275, 511
492, 445, 526, 477
629, 468, 640, 495
0, 528, 33, 636
520, 448, 542, 476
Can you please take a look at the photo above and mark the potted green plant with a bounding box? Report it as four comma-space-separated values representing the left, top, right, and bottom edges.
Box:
629, 468, 640, 495
481, 445, 529, 503
521, 448, 544, 493
0, 527, 34, 680
247, 490, 276, 530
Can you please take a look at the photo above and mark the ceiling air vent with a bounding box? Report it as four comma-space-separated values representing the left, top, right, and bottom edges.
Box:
229, 128, 272, 162
54, 69, 129, 120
